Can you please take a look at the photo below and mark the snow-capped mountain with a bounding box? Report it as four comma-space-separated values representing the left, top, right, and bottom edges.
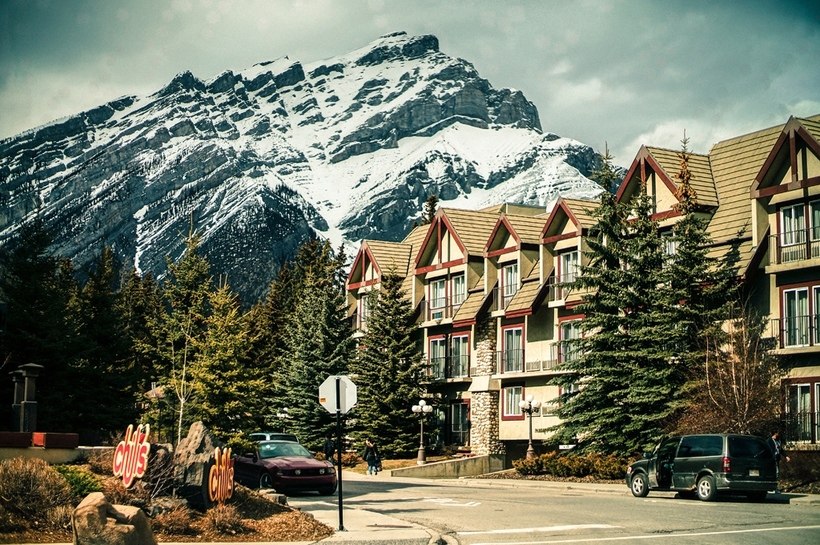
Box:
0, 32, 608, 303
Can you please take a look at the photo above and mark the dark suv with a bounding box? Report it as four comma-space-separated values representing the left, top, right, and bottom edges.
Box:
625, 434, 777, 501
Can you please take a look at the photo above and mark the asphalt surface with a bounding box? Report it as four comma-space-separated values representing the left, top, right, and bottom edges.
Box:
25, 470, 820, 545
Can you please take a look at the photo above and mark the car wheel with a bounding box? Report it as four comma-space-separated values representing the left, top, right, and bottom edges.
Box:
259, 472, 273, 489
630, 473, 650, 497
696, 475, 716, 501
318, 483, 337, 496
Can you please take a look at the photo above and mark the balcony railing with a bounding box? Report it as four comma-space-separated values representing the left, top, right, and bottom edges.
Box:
770, 229, 820, 265
491, 286, 520, 312
547, 274, 576, 303
495, 341, 582, 375
783, 411, 819, 443
421, 295, 467, 321
426, 355, 471, 381
496, 348, 524, 373
769, 316, 820, 348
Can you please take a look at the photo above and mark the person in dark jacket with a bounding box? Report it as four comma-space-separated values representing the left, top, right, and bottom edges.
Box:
361, 438, 381, 475
323, 433, 335, 463
767, 431, 791, 492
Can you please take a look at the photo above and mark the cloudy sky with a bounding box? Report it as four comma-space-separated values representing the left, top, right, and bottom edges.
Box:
1, 0, 818, 166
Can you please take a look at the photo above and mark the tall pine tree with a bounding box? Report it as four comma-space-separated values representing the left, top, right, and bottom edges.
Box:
349, 271, 424, 457
189, 280, 265, 444
280, 241, 354, 451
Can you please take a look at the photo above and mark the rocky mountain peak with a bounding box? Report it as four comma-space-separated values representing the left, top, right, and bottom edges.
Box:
0, 33, 610, 304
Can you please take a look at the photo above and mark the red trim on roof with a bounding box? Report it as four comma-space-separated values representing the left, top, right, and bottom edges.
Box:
485, 216, 520, 254
542, 232, 577, 245
486, 247, 518, 258
416, 258, 468, 275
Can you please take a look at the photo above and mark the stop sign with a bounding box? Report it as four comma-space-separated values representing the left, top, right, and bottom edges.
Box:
319, 375, 357, 414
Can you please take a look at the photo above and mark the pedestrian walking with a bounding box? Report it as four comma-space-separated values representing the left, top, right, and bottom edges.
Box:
361, 438, 381, 475
767, 430, 791, 492
323, 433, 335, 463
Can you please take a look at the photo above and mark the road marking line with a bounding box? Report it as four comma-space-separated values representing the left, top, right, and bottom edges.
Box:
468, 524, 820, 545
460, 524, 618, 535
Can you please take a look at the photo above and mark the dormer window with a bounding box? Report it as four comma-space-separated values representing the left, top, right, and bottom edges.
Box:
558, 250, 579, 284
430, 278, 446, 320
453, 273, 466, 306
502, 263, 519, 308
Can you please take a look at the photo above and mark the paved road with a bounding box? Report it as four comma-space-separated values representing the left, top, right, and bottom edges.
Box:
290, 472, 820, 545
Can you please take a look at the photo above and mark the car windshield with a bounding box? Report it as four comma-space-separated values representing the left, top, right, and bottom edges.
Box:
258, 442, 312, 459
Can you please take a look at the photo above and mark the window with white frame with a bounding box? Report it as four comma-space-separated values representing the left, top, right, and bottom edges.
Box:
430, 278, 446, 319
783, 288, 809, 347
503, 385, 523, 418
452, 273, 466, 306
782, 203, 806, 247
560, 320, 581, 363
429, 337, 447, 379
501, 263, 519, 308
503, 327, 523, 372
451, 335, 469, 377
788, 384, 812, 442
358, 296, 369, 330
558, 250, 579, 283
662, 231, 678, 257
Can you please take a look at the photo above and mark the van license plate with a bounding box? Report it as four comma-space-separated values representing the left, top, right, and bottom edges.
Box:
749, 469, 759, 477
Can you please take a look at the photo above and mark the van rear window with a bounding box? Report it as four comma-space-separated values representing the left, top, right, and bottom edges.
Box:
728, 436, 771, 458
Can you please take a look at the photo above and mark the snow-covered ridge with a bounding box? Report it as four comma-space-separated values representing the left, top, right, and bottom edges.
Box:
0, 32, 607, 303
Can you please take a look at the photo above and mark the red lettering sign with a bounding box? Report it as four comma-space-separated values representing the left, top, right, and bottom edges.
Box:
209, 446, 234, 503
112, 424, 150, 488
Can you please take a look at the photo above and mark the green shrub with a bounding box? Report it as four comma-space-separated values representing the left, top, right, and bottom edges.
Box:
513, 451, 628, 480
0, 457, 73, 521
55, 464, 103, 501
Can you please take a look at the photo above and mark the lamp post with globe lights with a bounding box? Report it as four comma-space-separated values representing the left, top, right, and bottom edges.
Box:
519, 394, 541, 459
411, 400, 433, 464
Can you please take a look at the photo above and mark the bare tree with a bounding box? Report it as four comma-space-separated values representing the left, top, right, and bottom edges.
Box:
677, 301, 785, 435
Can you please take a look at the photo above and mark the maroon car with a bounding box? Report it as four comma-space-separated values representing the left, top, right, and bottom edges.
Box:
234, 440, 337, 495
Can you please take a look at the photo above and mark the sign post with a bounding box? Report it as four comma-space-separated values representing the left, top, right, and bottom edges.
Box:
319, 375, 357, 531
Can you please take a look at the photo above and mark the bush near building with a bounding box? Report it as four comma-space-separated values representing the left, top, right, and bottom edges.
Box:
513, 451, 627, 480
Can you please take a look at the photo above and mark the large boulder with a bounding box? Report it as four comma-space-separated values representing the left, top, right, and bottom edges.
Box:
72, 492, 156, 545
173, 421, 221, 510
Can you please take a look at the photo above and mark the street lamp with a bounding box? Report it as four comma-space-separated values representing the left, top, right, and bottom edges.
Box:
411, 399, 433, 465
519, 394, 541, 460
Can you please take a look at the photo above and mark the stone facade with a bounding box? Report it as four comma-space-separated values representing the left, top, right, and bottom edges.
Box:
470, 315, 505, 455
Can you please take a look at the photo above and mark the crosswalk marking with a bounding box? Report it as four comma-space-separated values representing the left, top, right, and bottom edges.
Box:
460, 524, 618, 536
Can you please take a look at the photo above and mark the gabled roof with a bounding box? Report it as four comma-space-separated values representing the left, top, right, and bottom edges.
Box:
617, 145, 718, 210
415, 208, 500, 268
751, 115, 820, 195
348, 225, 427, 288
485, 213, 546, 254
541, 197, 600, 240
643, 146, 718, 207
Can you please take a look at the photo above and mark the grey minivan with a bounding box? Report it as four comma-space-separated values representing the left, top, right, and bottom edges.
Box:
625, 434, 777, 501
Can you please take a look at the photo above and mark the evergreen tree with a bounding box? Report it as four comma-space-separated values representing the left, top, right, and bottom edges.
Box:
155, 233, 213, 445
349, 272, 424, 457
665, 134, 737, 390
590, 143, 620, 192
119, 270, 169, 440
618, 190, 680, 451
73, 246, 134, 438
247, 260, 300, 432
420, 194, 439, 225
556, 174, 680, 455
189, 280, 265, 444
0, 219, 80, 431
280, 240, 354, 451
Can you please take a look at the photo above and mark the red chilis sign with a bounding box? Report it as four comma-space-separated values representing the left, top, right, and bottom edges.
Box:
209, 446, 234, 503
112, 424, 150, 488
